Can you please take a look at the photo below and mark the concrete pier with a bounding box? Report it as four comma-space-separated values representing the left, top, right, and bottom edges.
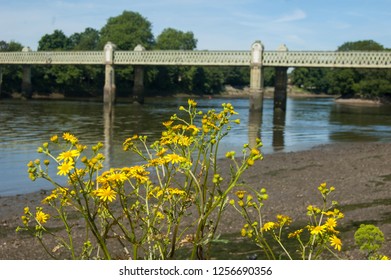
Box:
0, 66, 3, 97
21, 47, 32, 98
273, 45, 289, 111
132, 45, 145, 104
249, 41, 264, 111
103, 42, 116, 104
274, 67, 288, 111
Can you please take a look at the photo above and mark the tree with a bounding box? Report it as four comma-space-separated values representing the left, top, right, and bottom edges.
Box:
155, 28, 197, 50
0, 41, 24, 95
68, 28, 103, 95
291, 40, 391, 99
69, 28, 100, 51
148, 28, 198, 94
38, 30, 71, 51
337, 40, 384, 51
334, 40, 391, 98
99, 11, 154, 50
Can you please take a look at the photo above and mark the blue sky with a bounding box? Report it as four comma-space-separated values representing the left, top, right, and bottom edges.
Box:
1, 0, 390, 51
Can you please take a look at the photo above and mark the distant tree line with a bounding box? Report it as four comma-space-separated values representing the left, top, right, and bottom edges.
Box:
1, 10, 390, 100
0, 10, 268, 97
290, 40, 391, 100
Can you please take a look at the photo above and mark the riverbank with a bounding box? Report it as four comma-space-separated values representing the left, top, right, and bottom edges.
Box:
1, 142, 390, 259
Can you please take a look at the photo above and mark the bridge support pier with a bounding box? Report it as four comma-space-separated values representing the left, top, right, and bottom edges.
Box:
273, 45, 289, 112
274, 67, 288, 111
133, 45, 146, 104
0, 66, 3, 98
103, 42, 116, 104
249, 41, 264, 111
21, 47, 32, 98
133, 66, 144, 104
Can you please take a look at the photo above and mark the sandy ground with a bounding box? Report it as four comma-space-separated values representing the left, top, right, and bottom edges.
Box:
1, 142, 390, 259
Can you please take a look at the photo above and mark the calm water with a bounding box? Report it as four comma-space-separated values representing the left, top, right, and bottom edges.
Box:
1, 96, 391, 196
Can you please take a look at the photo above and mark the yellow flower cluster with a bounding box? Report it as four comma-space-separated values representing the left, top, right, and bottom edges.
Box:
148, 186, 186, 200
94, 186, 117, 202
262, 215, 292, 232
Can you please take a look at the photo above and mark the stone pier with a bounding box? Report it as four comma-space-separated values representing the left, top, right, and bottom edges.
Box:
273, 45, 289, 111
249, 41, 264, 111
0, 66, 3, 97
274, 67, 288, 111
21, 47, 32, 98
103, 42, 116, 104
132, 45, 145, 104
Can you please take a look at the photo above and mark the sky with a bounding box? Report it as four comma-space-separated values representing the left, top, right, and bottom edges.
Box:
1, 0, 391, 51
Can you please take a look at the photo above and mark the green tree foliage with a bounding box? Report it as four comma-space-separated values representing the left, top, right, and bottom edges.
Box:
291, 40, 391, 99
38, 30, 71, 51
34, 29, 103, 96
69, 28, 100, 51
155, 28, 197, 50
0, 41, 23, 95
338, 40, 384, 51
99, 11, 154, 50
148, 28, 198, 94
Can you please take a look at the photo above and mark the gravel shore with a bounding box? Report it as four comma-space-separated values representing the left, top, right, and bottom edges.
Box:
1, 142, 390, 259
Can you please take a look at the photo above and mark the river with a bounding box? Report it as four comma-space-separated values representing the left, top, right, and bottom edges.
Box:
1, 96, 391, 196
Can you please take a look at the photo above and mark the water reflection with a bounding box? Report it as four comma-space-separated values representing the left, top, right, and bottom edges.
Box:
329, 102, 391, 142
103, 102, 115, 167
272, 109, 286, 151
1, 97, 391, 195
248, 105, 262, 148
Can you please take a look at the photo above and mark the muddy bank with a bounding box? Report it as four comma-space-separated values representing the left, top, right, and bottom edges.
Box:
1, 142, 390, 259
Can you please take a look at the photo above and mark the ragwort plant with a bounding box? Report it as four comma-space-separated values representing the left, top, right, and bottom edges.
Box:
354, 224, 389, 260
18, 99, 263, 260
230, 183, 345, 259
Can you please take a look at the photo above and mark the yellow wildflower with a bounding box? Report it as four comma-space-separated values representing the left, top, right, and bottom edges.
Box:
235, 190, 246, 200
156, 211, 165, 220
262, 222, 276, 232
188, 99, 197, 107
62, 132, 78, 145
123, 135, 138, 151
57, 160, 74, 176
95, 187, 116, 202
42, 193, 58, 204
310, 225, 326, 235
177, 135, 193, 146
225, 151, 235, 159
124, 166, 150, 184
325, 217, 337, 230
147, 158, 166, 167
156, 148, 168, 157
167, 188, 186, 197
329, 235, 342, 251
164, 153, 187, 164
57, 150, 80, 162
288, 229, 304, 238
277, 214, 292, 225
162, 120, 173, 128
186, 124, 199, 135
241, 228, 247, 237
35, 210, 50, 224
50, 135, 58, 143
107, 171, 128, 183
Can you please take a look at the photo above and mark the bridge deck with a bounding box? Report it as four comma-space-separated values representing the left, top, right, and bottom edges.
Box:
1, 50, 391, 68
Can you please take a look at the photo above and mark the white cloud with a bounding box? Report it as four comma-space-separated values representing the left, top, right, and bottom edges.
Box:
274, 9, 306, 23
